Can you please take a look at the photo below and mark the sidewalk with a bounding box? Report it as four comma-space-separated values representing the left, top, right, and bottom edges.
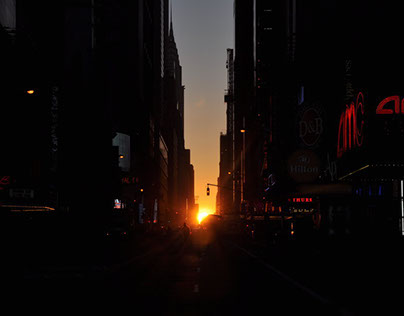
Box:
3, 228, 184, 280
234, 234, 404, 314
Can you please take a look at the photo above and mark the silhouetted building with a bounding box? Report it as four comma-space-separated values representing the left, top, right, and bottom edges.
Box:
0, 0, 195, 234
95, 0, 171, 227
233, 0, 255, 216
219, 49, 235, 217
182, 149, 196, 225
218, 133, 232, 216
232, 0, 404, 239
0, 0, 65, 216
331, 2, 404, 238
163, 16, 194, 227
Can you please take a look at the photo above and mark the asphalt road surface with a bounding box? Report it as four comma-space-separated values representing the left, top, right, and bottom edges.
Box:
3, 229, 349, 315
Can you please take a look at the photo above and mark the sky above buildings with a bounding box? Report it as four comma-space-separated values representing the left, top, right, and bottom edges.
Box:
172, 0, 234, 213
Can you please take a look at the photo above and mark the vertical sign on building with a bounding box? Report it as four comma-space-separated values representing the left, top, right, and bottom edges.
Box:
50, 86, 59, 172
401, 180, 404, 236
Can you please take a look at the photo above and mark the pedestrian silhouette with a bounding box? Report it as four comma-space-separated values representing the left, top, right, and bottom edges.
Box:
181, 222, 190, 240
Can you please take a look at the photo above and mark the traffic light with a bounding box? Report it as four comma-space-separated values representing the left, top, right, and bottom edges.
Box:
207, 186, 210, 196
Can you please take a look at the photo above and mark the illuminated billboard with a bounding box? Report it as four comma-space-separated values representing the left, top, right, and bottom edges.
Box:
337, 92, 364, 158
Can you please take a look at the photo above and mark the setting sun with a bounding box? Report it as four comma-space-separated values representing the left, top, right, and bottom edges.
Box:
197, 210, 213, 224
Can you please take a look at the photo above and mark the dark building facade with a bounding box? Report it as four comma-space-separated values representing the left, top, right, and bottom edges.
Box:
218, 132, 232, 216
229, 0, 404, 239
182, 149, 196, 225
218, 49, 235, 217
233, 0, 255, 216
95, 0, 170, 228
0, 0, 195, 234
163, 20, 195, 227
1, 0, 65, 217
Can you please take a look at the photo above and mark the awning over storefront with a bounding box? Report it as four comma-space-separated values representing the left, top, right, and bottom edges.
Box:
338, 164, 404, 181
0, 204, 55, 212
296, 183, 353, 196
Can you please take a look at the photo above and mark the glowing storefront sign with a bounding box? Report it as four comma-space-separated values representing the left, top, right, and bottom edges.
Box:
299, 107, 323, 147
376, 95, 404, 115
288, 197, 313, 203
0, 176, 11, 190
288, 150, 320, 183
121, 176, 138, 185
288, 197, 315, 214
114, 199, 123, 209
337, 92, 365, 158
0, 176, 10, 186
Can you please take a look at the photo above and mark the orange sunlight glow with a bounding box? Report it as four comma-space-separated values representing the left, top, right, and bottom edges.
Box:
197, 209, 213, 224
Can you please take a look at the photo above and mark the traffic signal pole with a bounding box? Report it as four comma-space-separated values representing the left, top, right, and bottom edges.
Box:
206, 183, 240, 194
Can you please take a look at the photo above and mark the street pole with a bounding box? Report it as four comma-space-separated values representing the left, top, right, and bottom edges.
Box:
241, 117, 246, 204
207, 183, 239, 192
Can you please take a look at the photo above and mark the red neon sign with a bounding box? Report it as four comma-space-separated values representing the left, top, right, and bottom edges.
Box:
121, 177, 138, 185
0, 176, 11, 191
376, 95, 404, 115
0, 176, 10, 186
288, 197, 313, 203
337, 92, 365, 158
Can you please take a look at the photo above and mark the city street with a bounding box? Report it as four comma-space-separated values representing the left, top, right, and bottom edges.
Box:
2, 2, 404, 316
6, 227, 400, 315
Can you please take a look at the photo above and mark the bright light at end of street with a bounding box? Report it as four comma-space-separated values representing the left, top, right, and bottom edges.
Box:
197, 210, 212, 224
